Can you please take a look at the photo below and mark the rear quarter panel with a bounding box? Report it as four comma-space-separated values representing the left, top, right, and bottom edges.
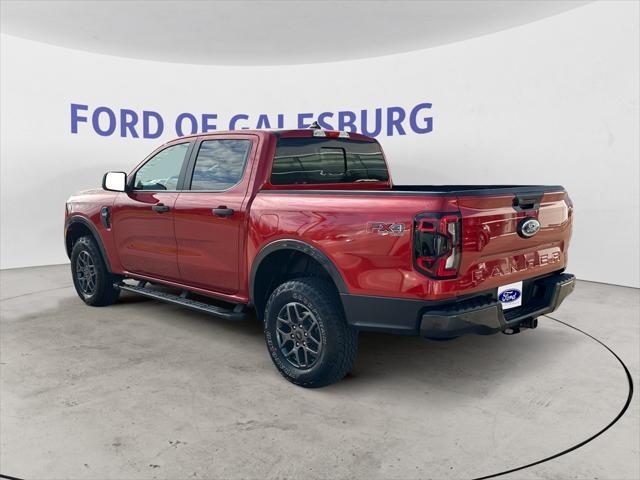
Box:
249, 192, 458, 299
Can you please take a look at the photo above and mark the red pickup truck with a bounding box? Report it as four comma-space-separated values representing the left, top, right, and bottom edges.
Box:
65, 126, 575, 387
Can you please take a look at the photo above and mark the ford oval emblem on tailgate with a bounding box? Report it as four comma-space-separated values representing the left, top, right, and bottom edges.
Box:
518, 218, 541, 238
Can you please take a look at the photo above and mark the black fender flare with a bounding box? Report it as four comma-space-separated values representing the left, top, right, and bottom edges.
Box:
65, 215, 113, 272
249, 239, 348, 304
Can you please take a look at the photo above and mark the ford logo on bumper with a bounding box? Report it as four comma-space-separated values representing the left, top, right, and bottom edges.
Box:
498, 289, 521, 302
518, 218, 541, 238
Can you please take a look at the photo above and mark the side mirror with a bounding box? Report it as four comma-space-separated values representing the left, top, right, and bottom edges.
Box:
102, 171, 127, 192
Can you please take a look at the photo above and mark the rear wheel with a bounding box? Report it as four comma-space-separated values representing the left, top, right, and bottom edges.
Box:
264, 277, 358, 388
70, 236, 120, 306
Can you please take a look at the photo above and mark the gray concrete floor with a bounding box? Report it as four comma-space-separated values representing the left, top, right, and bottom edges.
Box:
1, 265, 638, 480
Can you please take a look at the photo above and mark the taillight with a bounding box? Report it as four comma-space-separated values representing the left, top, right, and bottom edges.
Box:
413, 213, 462, 278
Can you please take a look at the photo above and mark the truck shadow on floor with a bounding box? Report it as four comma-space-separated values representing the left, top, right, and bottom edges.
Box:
5, 291, 580, 397
111, 291, 578, 394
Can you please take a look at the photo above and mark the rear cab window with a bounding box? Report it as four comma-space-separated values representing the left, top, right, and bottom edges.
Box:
270, 136, 389, 186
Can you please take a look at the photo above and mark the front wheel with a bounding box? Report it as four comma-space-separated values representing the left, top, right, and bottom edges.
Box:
70, 236, 120, 307
264, 278, 358, 388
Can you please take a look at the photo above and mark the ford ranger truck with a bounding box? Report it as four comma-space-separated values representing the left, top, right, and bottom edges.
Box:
64, 127, 575, 388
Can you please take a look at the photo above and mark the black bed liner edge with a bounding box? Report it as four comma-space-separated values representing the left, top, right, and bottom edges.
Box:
259, 185, 565, 197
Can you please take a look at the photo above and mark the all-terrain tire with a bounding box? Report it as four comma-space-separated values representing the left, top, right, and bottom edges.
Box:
264, 277, 358, 388
70, 236, 120, 307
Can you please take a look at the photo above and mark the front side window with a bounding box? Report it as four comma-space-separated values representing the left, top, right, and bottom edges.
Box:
133, 143, 190, 190
190, 139, 251, 190
271, 137, 389, 185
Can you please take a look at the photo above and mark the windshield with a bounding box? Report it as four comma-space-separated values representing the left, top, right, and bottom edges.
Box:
271, 137, 389, 185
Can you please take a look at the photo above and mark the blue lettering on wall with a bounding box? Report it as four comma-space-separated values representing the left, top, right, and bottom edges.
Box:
361, 108, 382, 137
317, 112, 334, 130
409, 103, 433, 134
229, 114, 249, 130
92, 106, 116, 137
175, 113, 198, 136
256, 114, 271, 129
386, 106, 406, 136
202, 113, 218, 133
69, 103, 435, 139
338, 111, 357, 132
143, 111, 164, 138
297, 113, 314, 128
120, 109, 139, 138
70, 103, 88, 134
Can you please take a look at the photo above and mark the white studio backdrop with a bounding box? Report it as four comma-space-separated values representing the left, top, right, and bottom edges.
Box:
1, 1, 638, 287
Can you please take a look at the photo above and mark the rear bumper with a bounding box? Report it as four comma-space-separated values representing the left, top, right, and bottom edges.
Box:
340, 272, 575, 338
419, 273, 575, 338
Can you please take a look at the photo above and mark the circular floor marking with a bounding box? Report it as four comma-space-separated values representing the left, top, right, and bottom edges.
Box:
473, 315, 634, 480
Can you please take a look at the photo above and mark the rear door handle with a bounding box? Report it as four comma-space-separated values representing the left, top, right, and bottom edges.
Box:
152, 203, 170, 213
212, 207, 234, 217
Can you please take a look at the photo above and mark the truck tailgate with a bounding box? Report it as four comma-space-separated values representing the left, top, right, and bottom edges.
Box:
456, 188, 572, 292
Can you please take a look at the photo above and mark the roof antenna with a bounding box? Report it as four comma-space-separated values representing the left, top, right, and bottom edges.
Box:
308, 121, 321, 129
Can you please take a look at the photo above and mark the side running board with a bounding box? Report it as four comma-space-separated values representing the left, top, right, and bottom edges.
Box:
115, 282, 249, 321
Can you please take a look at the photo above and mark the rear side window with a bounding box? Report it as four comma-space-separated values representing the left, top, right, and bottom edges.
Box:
271, 138, 389, 185
190, 139, 251, 190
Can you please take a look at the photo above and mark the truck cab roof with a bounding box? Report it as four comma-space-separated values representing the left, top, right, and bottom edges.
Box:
167, 128, 377, 144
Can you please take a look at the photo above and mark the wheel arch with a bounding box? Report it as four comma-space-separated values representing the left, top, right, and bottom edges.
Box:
249, 239, 348, 319
65, 216, 113, 272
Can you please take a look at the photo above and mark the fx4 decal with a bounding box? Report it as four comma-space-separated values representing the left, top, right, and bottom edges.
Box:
367, 222, 406, 236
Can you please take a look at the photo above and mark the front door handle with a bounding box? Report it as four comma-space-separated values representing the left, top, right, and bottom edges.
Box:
212, 207, 234, 217
152, 203, 170, 213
